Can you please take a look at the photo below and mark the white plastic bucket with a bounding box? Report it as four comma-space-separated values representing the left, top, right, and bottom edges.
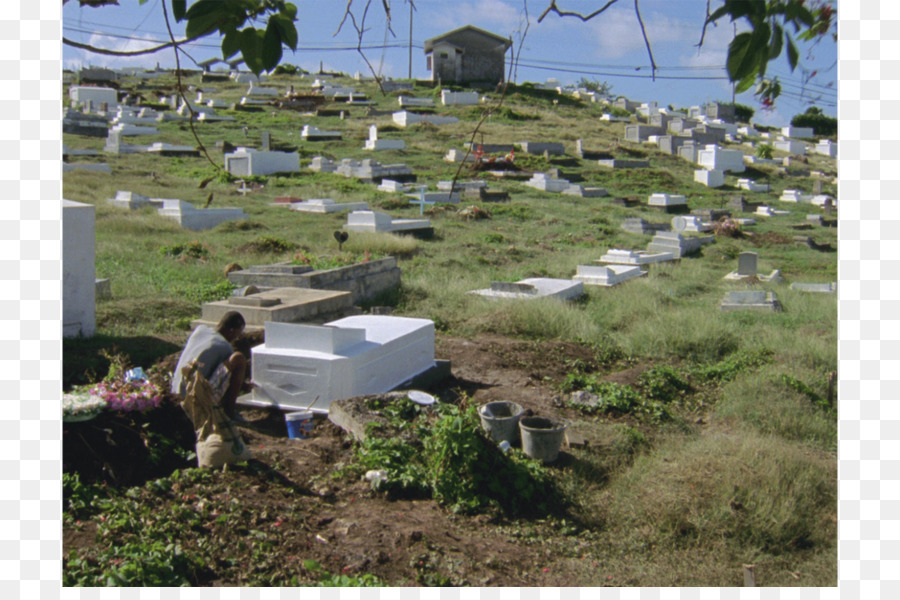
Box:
285, 410, 314, 439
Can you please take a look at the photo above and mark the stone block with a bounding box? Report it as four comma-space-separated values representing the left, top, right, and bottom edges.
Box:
694, 168, 725, 187
470, 278, 584, 301
63, 200, 96, 338
573, 264, 646, 286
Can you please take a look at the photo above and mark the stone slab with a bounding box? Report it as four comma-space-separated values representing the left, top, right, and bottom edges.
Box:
470, 278, 584, 301
194, 287, 355, 330
573, 264, 646, 287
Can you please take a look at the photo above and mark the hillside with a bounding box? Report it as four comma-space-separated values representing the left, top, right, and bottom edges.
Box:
62, 70, 837, 587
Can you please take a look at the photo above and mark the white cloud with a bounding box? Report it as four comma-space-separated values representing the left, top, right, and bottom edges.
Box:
430, 0, 529, 36
582, 6, 686, 61
66, 32, 169, 70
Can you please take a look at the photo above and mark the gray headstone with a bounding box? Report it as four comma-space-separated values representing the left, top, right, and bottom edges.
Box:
737, 252, 758, 276
261, 131, 271, 152
575, 139, 584, 158
727, 290, 767, 304
812, 179, 823, 195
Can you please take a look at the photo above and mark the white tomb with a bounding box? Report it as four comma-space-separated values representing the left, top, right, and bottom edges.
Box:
573, 264, 646, 287
392, 111, 459, 127
697, 144, 745, 173
156, 199, 248, 230
648, 193, 687, 207
737, 178, 770, 192
469, 278, 584, 301
525, 173, 571, 193
377, 179, 412, 193
107, 190, 153, 210
778, 189, 813, 203
364, 125, 405, 150
813, 139, 837, 158
289, 199, 368, 214
443, 148, 476, 163
301, 125, 341, 140
755, 206, 790, 217
441, 89, 479, 106
225, 147, 300, 176
62, 163, 112, 174
773, 139, 806, 155
782, 126, 814, 139
598, 249, 675, 265
671, 215, 711, 233
196, 112, 236, 122
110, 122, 158, 136
246, 84, 279, 97
398, 96, 434, 107
810, 194, 836, 208
343, 210, 431, 234
69, 86, 117, 108
63, 200, 96, 338
694, 168, 725, 188
600, 113, 629, 122
247, 316, 436, 413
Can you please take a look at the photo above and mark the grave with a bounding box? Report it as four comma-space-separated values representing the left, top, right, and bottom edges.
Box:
227, 258, 401, 305
726, 196, 756, 213
723, 251, 782, 282
624, 124, 664, 143
648, 193, 688, 212
109, 122, 158, 136
63, 200, 96, 338
343, 210, 433, 238
755, 206, 790, 217
443, 148, 476, 163
193, 287, 356, 331
392, 111, 459, 127
671, 215, 711, 233
780, 190, 812, 204
289, 199, 369, 213
562, 184, 608, 198
573, 264, 646, 287
646, 231, 713, 258
697, 144, 745, 173
598, 249, 675, 265
806, 214, 825, 226
301, 125, 342, 141
773, 139, 806, 155
62, 110, 108, 137
737, 178, 770, 192
691, 208, 731, 222
621, 218, 669, 235
243, 316, 437, 413
104, 128, 148, 154
437, 180, 486, 192
335, 158, 416, 184
106, 190, 154, 210
597, 158, 650, 169
518, 142, 565, 156
156, 199, 249, 230
95, 278, 112, 299
377, 179, 412, 193
525, 173, 570, 193
782, 126, 814, 139
398, 96, 434, 107
69, 86, 117, 108
308, 156, 337, 173
790, 282, 837, 294
146, 142, 199, 157
599, 113, 629, 122
694, 168, 725, 188
246, 84, 279, 97
469, 278, 584, 301
441, 89, 479, 105
364, 125, 405, 151
62, 144, 100, 158
814, 139, 837, 158
719, 290, 781, 312
225, 147, 300, 176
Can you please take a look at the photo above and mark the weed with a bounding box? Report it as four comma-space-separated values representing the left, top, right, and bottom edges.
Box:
158, 240, 211, 261
690, 349, 773, 383
240, 235, 296, 254
637, 366, 692, 403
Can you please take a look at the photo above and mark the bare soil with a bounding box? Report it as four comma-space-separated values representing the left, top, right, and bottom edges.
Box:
64, 333, 644, 587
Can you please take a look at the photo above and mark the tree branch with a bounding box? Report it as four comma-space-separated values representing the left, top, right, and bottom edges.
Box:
63, 35, 198, 57
537, 0, 620, 23
633, 0, 656, 80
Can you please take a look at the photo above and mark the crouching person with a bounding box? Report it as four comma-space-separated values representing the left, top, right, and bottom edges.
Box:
171, 310, 249, 425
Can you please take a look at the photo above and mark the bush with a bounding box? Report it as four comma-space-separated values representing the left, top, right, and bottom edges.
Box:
791, 106, 836, 137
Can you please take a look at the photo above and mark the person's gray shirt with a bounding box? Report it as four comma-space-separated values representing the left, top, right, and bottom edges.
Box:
170, 325, 234, 396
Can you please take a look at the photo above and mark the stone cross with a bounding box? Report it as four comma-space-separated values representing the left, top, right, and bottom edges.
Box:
737, 252, 758, 276
369, 124, 378, 141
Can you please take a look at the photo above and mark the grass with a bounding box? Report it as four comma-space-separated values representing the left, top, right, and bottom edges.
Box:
63, 71, 837, 587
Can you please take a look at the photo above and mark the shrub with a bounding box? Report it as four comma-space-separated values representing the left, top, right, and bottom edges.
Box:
158, 240, 211, 261
791, 106, 836, 137
755, 143, 774, 159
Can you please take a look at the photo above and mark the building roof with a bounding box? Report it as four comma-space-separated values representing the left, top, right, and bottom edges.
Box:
423, 25, 512, 54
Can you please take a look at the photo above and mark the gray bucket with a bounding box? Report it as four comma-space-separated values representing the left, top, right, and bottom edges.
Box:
478, 401, 524, 445
519, 416, 567, 464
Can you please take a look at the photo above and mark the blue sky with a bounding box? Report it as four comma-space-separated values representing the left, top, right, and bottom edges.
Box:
62, 0, 837, 127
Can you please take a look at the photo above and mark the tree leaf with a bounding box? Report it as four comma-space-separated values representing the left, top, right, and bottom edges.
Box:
735, 73, 756, 94
261, 23, 283, 72
769, 23, 783, 59
185, 12, 222, 40
269, 13, 298, 51
725, 32, 755, 82
239, 27, 266, 75
172, 0, 186, 22
786, 34, 799, 71
282, 2, 298, 21
184, 0, 221, 21
221, 29, 241, 60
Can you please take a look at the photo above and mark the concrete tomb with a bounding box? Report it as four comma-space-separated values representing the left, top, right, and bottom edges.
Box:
755, 206, 790, 217
573, 264, 646, 287
518, 141, 565, 156
377, 179, 412, 193
301, 125, 342, 141
245, 316, 436, 413
155, 199, 248, 230
774, 139, 806, 155
737, 178, 770, 192
719, 290, 781, 312
194, 287, 355, 331
598, 248, 674, 265
106, 190, 155, 210
621, 218, 669, 235
671, 215, 711, 233
441, 89, 479, 105
63, 200, 97, 338
781, 126, 814, 139
69, 86, 117, 108
790, 282, 837, 294
469, 278, 584, 301
525, 173, 571, 193
646, 231, 713, 258
398, 96, 434, 107
225, 147, 300, 176
392, 111, 459, 127
289, 198, 369, 214
597, 158, 650, 169
335, 158, 415, 183
814, 139, 837, 158
62, 163, 112, 174
697, 144, 745, 173
227, 258, 401, 305
343, 210, 432, 237
364, 125, 405, 150
694, 168, 725, 188
648, 193, 688, 208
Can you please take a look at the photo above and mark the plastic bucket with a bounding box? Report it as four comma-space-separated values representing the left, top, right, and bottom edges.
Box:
478, 401, 524, 445
285, 410, 314, 439
519, 416, 567, 464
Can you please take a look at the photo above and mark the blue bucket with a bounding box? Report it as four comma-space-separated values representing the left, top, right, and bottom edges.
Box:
285, 411, 314, 439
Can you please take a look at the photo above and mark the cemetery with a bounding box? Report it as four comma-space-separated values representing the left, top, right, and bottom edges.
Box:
62, 64, 837, 588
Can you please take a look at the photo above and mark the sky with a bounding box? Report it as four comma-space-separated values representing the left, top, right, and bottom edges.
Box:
62, 0, 837, 128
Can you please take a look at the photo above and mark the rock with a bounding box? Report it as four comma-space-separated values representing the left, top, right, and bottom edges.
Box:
224, 262, 243, 276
